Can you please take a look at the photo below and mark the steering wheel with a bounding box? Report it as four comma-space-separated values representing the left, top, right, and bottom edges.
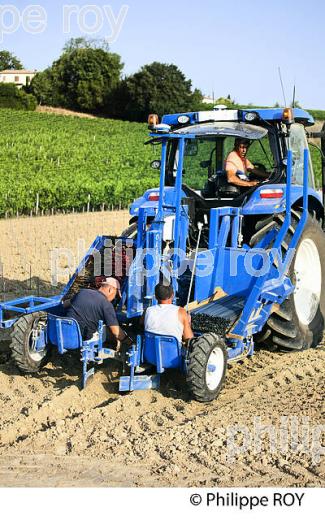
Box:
253, 162, 267, 173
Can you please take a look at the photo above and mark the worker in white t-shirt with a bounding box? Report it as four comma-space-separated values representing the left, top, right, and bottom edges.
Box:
225, 138, 268, 188
142, 283, 194, 344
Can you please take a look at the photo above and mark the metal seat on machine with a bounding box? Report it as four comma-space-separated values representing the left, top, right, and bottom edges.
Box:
119, 332, 182, 393
143, 331, 182, 373
47, 314, 82, 354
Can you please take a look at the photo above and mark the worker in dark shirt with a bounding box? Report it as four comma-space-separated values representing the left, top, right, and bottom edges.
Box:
65, 277, 132, 345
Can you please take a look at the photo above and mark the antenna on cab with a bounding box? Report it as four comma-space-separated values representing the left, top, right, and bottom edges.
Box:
278, 66, 287, 107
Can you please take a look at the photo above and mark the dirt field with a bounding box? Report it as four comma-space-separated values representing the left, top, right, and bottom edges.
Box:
0, 212, 324, 487
0, 210, 130, 299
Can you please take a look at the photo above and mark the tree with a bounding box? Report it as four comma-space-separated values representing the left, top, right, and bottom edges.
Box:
110, 62, 203, 121
63, 37, 110, 53
214, 96, 236, 107
31, 41, 123, 112
29, 69, 57, 105
0, 50, 23, 70
0, 83, 36, 111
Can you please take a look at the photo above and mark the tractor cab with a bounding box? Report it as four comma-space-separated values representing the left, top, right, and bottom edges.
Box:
165, 121, 273, 204
149, 106, 316, 207
133, 107, 321, 250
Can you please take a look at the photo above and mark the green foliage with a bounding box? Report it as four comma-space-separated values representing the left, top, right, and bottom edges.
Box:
0, 50, 23, 70
63, 37, 110, 53
29, 69, 56, 105
0, 106, 322, 217
308, 109, 325, 121
30, 45, 123, 112
0, 110, 159, 216
0, 84, 36, 111
110, 62, 203, 121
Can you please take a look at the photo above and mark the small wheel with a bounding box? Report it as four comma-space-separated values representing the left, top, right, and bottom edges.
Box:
186, 333, 227, 402
10, 312, 50, 373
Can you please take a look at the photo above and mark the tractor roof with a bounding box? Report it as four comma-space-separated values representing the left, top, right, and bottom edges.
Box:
173, 121, 267, 140
160, 107, 314, 129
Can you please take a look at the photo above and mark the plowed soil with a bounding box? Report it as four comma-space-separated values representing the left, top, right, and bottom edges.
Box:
0, 212, 324, 487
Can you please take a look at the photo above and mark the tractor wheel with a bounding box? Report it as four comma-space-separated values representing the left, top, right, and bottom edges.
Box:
252, 214, 325, 350
186, 333, 227, 402
10, 312, 50, 373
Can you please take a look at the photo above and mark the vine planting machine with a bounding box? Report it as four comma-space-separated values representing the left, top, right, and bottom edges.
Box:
0, 106, 324, 401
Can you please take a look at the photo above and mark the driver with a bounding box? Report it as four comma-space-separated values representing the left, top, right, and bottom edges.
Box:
225, 138, 268, 188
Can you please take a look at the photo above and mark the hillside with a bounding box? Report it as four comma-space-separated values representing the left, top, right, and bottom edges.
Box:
0, 109, 322, 217
0, 110, 159, 216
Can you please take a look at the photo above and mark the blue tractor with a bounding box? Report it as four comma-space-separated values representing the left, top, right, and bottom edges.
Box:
1, 106, 324, 402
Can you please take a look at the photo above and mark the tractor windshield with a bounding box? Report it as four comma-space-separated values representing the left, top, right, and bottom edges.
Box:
166, 130, 275, 193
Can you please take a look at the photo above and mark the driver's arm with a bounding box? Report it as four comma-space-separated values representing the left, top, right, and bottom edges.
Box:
226, 169, 259, 187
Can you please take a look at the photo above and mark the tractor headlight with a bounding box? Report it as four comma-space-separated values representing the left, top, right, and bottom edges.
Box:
177, 115, 190, 124
244, 111, 259, 122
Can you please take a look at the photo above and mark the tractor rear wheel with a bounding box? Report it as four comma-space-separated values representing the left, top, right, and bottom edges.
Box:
253, 214, 325, 350
186, 333, 227, 402
10, 312, 50, 373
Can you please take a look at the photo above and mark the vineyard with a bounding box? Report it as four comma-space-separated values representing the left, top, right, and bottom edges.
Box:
0, 109, 159, 216
0, 109, 322, 216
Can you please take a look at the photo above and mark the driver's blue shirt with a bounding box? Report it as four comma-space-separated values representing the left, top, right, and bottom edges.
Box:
65, 288, 119, 340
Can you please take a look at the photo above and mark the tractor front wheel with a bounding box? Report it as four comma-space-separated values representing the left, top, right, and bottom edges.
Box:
186, 333, 227, 402
10, 312, 50, 373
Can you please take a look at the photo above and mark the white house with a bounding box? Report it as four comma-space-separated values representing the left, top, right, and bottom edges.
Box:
0, 70, 37, 88
202, 95, 215, 104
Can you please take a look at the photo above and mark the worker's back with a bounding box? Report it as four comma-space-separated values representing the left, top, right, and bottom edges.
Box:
144, 304, 183, 343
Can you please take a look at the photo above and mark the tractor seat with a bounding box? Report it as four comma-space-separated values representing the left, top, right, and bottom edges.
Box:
143, 331, 182, 373
47, 314, 83, 353
203, 171, 241, 199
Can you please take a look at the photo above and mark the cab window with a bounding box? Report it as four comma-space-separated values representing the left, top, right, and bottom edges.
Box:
223, 134, 274, 170
288, 123, 314, 187
182, 138, 217, 190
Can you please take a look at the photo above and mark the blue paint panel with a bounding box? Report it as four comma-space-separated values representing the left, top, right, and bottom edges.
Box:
194, 247, 257, 302
242, 185, 321, 215
130, 187, 187, 217
162, 112, 198, 126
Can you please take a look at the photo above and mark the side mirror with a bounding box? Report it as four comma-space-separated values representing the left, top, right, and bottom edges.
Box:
185, 141, 198, 156
151, 160, 161, 170
200, 160, 211, 169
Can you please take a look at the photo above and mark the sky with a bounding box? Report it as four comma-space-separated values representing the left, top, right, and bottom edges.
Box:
3, 0, 325, 108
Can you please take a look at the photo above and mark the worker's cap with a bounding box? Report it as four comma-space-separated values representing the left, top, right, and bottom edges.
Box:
101, 277, 121, 297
